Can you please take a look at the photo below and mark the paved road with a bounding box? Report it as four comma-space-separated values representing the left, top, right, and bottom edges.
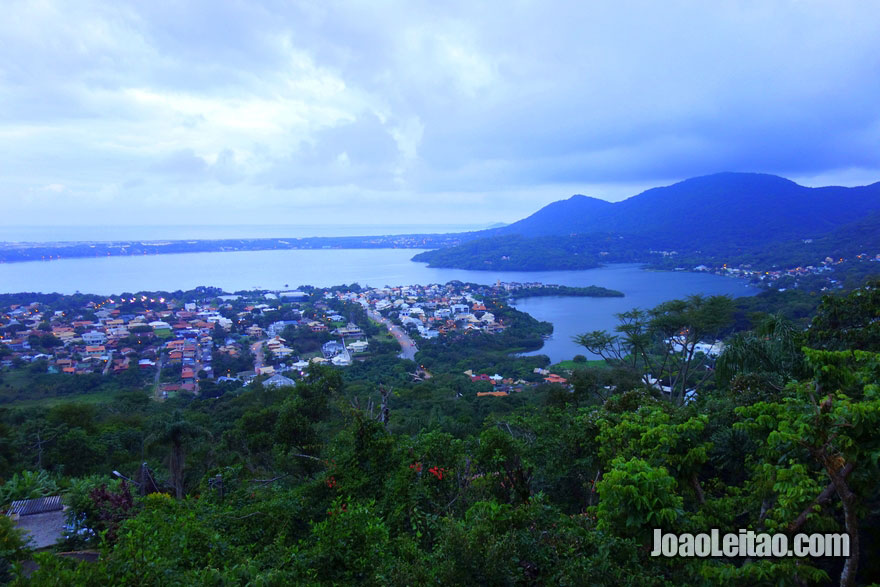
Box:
368, 310, 418, 361
152, 354, 165, 400
251, 339, 266, 373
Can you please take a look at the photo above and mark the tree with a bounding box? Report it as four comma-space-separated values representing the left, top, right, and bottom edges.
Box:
576, 295, 735, 405
806, 280, 880, 352
146, 412, 210, 499
715, 313, 806, 392
594, 457, 682, 542
0, 515, 30, 583
736, 349, 880, 586
294, 499, 394, 584
595, 401, 712, 505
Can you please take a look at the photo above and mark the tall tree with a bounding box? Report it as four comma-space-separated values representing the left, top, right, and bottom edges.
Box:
576, 295, 734, 404
736, 349, 880, 586
806, 279, 880, 352
145, 412, 210, 499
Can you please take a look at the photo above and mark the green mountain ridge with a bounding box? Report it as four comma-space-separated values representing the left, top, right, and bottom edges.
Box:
415, 172, 880, 270
488, 172, 880, 245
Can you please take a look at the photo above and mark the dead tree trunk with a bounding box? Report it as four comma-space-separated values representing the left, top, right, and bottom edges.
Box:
379, 386, 391, 429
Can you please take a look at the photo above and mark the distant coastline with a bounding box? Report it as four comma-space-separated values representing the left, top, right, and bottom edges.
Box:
0, 234, 456, 264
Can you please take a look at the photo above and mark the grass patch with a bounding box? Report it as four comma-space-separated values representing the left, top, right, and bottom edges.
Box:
2, 388, 135, 408
550, 359, 610, 372
371, 330, 396, 344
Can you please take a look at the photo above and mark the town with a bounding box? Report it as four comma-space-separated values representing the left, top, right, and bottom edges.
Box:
653, 249, 880, 292
0, 281, 590, 403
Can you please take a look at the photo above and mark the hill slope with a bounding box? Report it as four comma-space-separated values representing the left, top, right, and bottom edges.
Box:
415, 172, 880, 270
490, 172, 880, 247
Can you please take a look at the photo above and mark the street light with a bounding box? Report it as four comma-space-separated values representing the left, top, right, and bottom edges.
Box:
112, 470, 139, 485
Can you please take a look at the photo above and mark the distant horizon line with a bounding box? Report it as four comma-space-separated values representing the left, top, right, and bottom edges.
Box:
0, 222, 500, 228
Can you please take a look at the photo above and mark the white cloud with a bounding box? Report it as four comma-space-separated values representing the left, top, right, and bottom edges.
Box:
0, 0, 879, 226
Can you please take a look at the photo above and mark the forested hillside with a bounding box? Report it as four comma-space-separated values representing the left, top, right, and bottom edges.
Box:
1, 283, 879, 584
489, 173, 880, 245
414, 173, 880, 276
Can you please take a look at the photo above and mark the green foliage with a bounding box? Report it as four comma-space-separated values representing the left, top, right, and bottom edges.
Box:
5, 284, 880, 584
718, 313, 805, 383
594, 457, 683, 541
0, 515, 29, 582
0, 470, 59, 507
61, 475, 122, 548
577, 294, 735, 404
736, 346, 880, 564
413, 235, 608, 271
806, 279, 880, 351
415, 300, 552, 376
596, 403, 711, 493
294, 498, 393, 584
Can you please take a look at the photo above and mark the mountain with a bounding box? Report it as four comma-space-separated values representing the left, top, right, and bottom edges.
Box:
413, 173, 880, 270
489, 172, 880, 248
730, 208, 880, 268
488, 194, 613, 236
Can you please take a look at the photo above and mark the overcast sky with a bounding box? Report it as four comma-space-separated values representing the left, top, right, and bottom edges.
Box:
2, 0, 879, 227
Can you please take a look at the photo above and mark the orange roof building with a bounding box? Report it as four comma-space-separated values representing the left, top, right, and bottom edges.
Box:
544, 374, 568, 384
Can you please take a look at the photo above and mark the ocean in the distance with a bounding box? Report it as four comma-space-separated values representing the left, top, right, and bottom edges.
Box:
0, 248, 755, 362
0, 224, 487, 243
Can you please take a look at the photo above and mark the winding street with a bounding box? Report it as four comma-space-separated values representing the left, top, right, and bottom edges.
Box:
367, 310, 418, 361
251, 339, 266, 373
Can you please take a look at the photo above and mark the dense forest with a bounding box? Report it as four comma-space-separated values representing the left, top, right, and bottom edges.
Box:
1, 282, 879, 585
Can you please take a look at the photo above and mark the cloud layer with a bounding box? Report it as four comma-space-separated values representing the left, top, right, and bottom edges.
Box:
2, 0, 879, 226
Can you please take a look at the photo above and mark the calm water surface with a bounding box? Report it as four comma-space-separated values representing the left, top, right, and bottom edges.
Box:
0, 249, 754, 362
512, 267, 754, 362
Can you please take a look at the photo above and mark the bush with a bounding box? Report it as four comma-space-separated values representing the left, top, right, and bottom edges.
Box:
0, 515, 30, 581
0, 470, 59, 508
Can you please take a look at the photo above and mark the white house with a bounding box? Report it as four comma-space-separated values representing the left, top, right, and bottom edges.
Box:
451, 303, 470, 316
347, 340, 369, 353
82, 331, 107, 345
264, 373, 296, 388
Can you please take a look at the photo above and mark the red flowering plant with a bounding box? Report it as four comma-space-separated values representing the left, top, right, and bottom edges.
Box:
322, 459, 339, 492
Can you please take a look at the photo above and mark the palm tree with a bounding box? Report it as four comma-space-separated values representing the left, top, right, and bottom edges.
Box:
715, 313, 805, 391
145, 411, 210, 499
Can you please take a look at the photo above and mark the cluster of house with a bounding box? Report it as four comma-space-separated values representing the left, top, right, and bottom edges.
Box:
694, 261, 836, 286
338, 283, 508, 339
157, 333, 214, 396
0, 296, 231, 395
692, 252, 880, 291
198, 292, 383, 387
465, 368, 570, 397
2, 279, 572, 402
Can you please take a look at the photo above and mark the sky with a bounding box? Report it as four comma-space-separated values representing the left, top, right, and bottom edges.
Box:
2, 0, 879, 227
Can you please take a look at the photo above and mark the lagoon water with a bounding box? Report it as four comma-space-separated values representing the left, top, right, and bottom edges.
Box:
0, 248, 755, 362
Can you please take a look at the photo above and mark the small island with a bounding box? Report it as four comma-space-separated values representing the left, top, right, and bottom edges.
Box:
506, 284, 624, 299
